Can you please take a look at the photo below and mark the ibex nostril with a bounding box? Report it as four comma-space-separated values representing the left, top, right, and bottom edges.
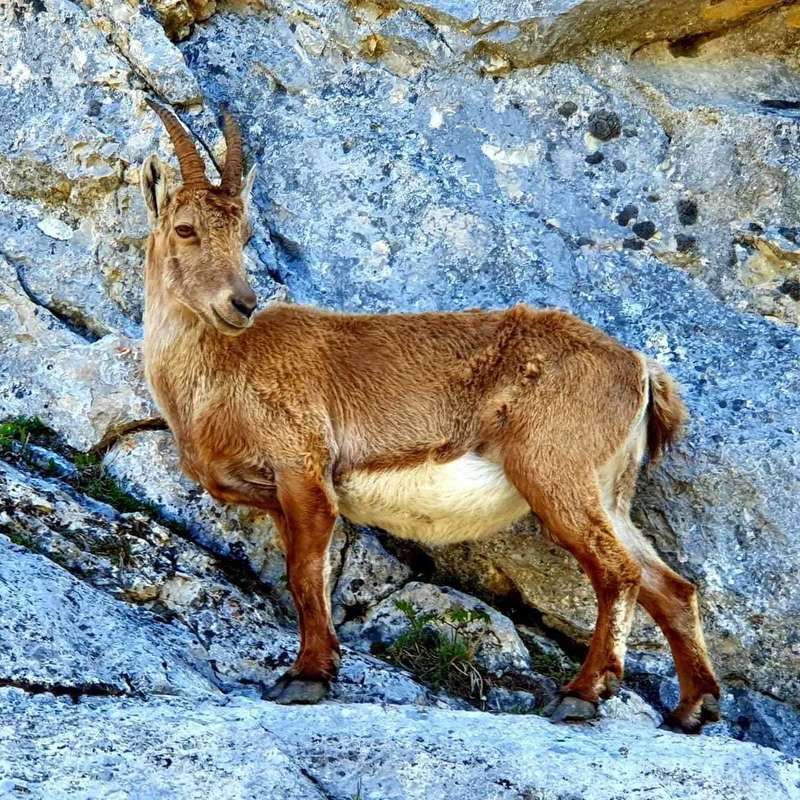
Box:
231, 294, 257, 318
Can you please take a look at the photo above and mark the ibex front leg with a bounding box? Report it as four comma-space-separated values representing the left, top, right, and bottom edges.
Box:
264, 472, 340, 704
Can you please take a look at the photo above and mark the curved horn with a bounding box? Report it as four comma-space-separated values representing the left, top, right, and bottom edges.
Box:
220, 109, 243, 195
146, 98, 209, 189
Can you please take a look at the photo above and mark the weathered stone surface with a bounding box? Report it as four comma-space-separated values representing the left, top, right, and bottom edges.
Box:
331, 524, 414, 625
3, 693, 799, 800
0, 530, 217, 699
1, 690, 327, 800
0, 194, 141, 339
484, 686, 542, 713
146, 0, 218, 42
0, 257, 158, 451
2, 0, 800, 771
0, 1, 153, 338
599, 688, 663, 727
333, 0, 799, 77
83, 0, 202, 105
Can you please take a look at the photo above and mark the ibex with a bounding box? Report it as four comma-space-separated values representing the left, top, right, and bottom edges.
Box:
141, 101, 720, 732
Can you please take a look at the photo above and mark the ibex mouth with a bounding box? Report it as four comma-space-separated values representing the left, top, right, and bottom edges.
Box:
210, 306, 253, 336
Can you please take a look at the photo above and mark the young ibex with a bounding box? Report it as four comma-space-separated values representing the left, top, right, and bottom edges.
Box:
141, 101, 720, 732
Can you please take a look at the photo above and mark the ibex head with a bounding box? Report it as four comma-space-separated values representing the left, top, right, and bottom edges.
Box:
141, 100, 258, 335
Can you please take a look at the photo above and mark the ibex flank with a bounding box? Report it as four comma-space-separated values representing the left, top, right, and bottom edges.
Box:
140, 102, 720, 733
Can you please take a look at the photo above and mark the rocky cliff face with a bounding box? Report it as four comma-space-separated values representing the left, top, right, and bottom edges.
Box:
2, 0, 800, 796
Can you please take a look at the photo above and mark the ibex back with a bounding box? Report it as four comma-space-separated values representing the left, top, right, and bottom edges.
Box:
140, 102, 720, 732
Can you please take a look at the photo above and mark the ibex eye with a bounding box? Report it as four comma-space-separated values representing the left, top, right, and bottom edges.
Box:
175, 224, 195, 238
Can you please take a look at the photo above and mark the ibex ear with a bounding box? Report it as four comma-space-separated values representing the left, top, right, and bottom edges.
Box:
241, 164, 257, 220
140, 154, 171, 225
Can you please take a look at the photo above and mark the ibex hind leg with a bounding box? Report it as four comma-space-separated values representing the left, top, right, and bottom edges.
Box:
613, 514, 720, 731
604, 448, 720, 733
505, 455, 642, 723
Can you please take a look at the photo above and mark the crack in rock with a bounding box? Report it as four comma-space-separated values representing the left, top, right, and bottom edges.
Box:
0, 677, 127, 703
0, 247, 99, 343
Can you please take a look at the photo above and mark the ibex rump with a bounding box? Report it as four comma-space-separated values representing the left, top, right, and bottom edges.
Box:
140, 102, 720, 732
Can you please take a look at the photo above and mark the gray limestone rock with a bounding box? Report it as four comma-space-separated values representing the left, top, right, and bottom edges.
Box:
342, 581, 533, 677
2, 693, 799, 800
0, 534, 217, 699
2, 0, 800, 768
0, 257, 158, 451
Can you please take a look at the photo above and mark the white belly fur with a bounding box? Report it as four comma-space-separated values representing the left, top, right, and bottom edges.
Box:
336, 452, 530, 546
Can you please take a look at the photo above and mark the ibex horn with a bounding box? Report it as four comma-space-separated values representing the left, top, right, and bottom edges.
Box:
220, 107, 243, 195
146, 98, 209, 189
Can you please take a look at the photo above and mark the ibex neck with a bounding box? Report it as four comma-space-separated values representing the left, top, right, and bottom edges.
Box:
142, 246, 219, 448
143, 251, 202, 364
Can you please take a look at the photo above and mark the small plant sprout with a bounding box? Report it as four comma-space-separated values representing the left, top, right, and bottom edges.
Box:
385, 600, 495, 702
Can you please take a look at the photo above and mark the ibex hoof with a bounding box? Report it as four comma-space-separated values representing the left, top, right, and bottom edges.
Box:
544, 695, 598, 724
263, 674, 329, 704
664, 693, 721, 734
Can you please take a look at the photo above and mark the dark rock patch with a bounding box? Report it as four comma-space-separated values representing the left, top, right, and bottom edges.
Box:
632, 221, 656, 240
558, 101, 578, 118
588, 109, 622, 141
760, 99, 800, 111
677, 199, 698, 225
778, 278, 800, 301
617, 204, 639, 226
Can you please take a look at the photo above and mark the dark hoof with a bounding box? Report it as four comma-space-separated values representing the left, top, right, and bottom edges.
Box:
543, 695, 599, 724
600, 673, 621, 699
664, 693, 721, 734
700, 693, 722, 723
262, 674, 328, 705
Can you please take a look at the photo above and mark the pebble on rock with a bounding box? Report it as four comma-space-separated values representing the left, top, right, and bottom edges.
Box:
588, 109, 622, 141
623, 237, 645, 250
616, 204, 639, 226
558, 101, 578, 117
677, 199, 699, 225
632, 220, 656, 240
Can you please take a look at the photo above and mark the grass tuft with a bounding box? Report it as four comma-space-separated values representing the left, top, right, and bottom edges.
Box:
72, 452, 160, 517
527, 645, 575, 687
0, 416, 159, 520
0, 416, 50, 453
382, 599, 492, 702
6, 529, 36, 550
86, 532, 134, 568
